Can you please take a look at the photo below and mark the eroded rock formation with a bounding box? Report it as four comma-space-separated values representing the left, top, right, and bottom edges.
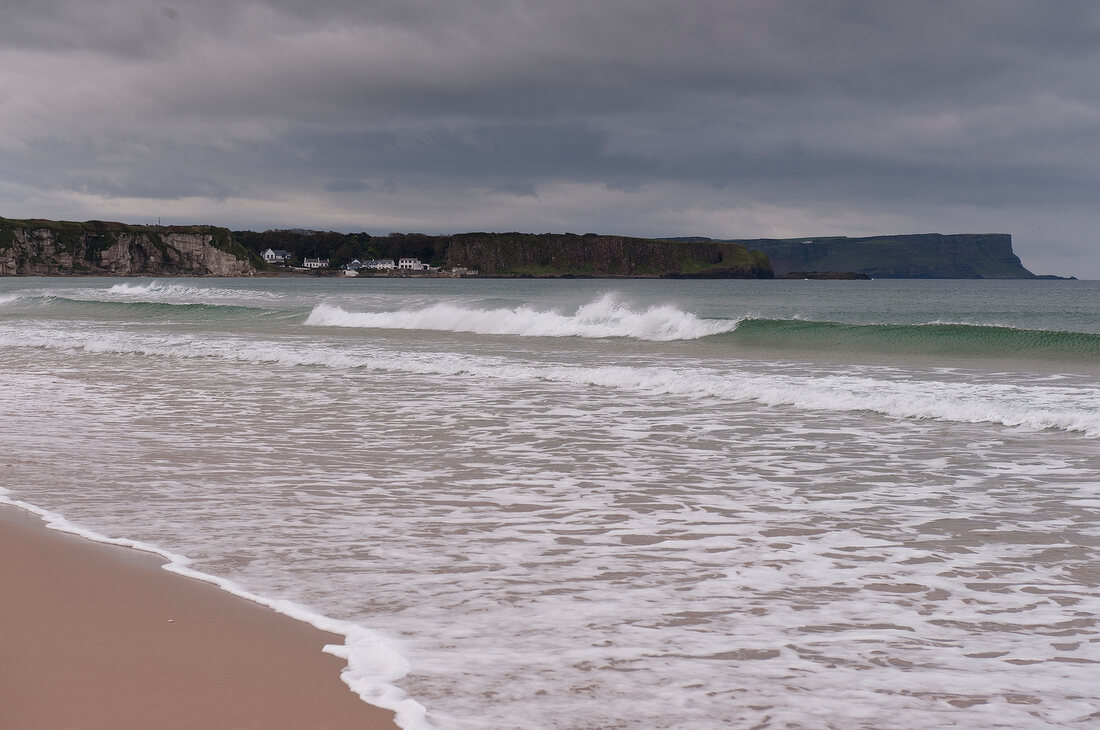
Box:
0, 218, 255, 276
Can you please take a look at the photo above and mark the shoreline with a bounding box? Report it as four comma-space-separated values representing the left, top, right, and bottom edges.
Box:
0, 503, 400, 730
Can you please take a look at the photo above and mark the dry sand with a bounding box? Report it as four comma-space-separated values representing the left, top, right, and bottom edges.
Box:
0, 505, 398, 730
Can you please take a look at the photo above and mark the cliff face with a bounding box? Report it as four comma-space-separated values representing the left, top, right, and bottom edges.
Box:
0, 218, 255, 276
718, 234, 1033, 279
444, 232, 773, 278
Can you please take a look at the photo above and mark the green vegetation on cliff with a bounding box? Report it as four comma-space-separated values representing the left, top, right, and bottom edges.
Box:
443, 232, 771, 277
1, 218, 118, 259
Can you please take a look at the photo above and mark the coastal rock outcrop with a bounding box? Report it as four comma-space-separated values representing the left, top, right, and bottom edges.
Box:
0, 218, 255, 276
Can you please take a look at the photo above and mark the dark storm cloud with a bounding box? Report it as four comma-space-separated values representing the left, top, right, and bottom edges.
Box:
1, 0, 1099, 275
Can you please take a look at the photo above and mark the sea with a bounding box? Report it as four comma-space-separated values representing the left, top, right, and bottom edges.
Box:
1, 276, 1098, 729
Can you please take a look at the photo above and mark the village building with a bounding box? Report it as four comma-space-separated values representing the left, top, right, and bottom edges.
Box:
397, 257, 429, 271
261, 248, 291, 264
364, 259, 396, 270
303, 257, 329, 269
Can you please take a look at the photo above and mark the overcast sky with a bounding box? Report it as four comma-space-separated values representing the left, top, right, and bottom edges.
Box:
2, 1, 1098, 276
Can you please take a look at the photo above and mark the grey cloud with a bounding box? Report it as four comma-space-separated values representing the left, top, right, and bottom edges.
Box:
0, 0, 187, 58
323, 179, 370, 193
2, 0, 1100, 275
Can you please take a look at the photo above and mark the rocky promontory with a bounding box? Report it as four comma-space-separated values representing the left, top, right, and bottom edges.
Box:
672, 233, 1035, 279
0, 218, 256, 276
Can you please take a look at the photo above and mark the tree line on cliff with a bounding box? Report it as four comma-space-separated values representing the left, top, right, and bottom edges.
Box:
235, 229, 773, 278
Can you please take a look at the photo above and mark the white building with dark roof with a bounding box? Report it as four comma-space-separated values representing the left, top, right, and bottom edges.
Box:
262, 248, 292, 264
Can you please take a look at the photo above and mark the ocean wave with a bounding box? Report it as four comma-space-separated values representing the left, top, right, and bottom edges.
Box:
41, 296, 268, 319
0, 293, 22, 305
2, 325, 1097, 437
305, 294, 741, 341
725, 318, 1100, 358
105, 281, 282, 303
303, 295, 1100, 355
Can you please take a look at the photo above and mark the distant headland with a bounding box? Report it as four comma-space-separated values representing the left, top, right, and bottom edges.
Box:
668, 234, 1043, 279
0, 216, 1062, 279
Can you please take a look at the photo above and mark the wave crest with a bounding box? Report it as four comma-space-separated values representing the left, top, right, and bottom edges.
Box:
305, 294, 739, 341
104, 281, 279, 303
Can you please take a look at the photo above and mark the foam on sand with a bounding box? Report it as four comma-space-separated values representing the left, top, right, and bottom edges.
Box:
0, 490, 429, 730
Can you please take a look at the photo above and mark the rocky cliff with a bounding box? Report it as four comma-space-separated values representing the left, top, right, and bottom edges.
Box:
444, 232, 773, 277
697, 233, 1033, 279
0, 218, 255, 276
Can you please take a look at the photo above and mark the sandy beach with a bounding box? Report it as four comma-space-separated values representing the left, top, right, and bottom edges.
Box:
0, 505, 397, 730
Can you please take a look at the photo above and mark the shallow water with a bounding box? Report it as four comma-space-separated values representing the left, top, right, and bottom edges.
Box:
2, 277, 1098, 728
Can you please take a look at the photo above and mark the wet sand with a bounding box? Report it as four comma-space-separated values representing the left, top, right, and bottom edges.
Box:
0, 505, 398, 730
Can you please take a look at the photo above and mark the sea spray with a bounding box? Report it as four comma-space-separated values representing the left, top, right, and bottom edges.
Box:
103, 280, 285, 303
108, 281, 172, 296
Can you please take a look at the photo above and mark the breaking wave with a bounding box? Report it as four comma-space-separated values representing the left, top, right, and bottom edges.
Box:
303, 294, 1100, 357
305, 294, 740, 341
105, 281, 282, 303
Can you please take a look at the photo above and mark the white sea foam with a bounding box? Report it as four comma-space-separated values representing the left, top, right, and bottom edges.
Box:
0, 491, 429, 730
0, 293, 21, 305
925, 318, 1022, 329
4, 346, 1098, 729
305, 294, 741, 341
1, 323, 1098, 437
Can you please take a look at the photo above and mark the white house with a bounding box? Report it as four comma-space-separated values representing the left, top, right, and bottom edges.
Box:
262, 248, 291, 264
397, 257, 428, 271
303, 257, 329, 269
364, 259, 396, 270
